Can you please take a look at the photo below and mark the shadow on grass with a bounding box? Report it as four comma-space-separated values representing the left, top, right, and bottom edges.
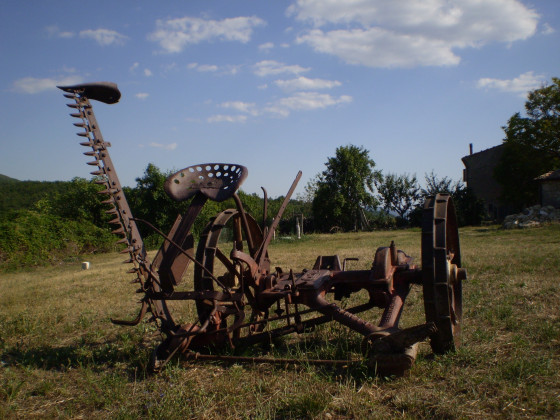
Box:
1, 338, 152, 377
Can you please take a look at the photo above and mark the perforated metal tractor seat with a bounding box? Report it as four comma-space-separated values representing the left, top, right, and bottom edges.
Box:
164, 163, 248, 202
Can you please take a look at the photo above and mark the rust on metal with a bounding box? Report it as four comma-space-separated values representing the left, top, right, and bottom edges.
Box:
59, 82, 466, 376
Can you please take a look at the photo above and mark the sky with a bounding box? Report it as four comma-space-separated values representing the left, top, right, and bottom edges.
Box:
1, 0, 559, 198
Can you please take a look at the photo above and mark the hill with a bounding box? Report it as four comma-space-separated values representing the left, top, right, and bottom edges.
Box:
0, 173, 20, 183
0, 178, 70, 215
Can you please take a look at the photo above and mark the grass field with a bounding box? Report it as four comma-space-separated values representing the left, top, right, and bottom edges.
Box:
1, 225, 559, 418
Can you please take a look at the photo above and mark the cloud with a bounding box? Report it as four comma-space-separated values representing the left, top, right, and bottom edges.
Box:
274, 76, 341, 91
144, 69, 153, 77
46, 25, 74, 39
258, 42, 274, 52
12, 75, 83, 94
150, 142, 177, 151
289, 0, 539, 68
477, 71, 546, 96
207, 114, 248, 123
130, 62, 140, 72
79, 28, 128, 46
254, 60, 310, 77
298, 28, 460, 68
219, 101, 259, 116
148, 16, 265, 53
265, 92, 352, 116
135, 93, 149, 100
542, 23, 555, 35
187, 63, 220, 72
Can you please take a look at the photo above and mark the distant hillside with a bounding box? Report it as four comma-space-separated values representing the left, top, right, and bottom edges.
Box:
0, 179, 70, 215
0, 174, 20, 183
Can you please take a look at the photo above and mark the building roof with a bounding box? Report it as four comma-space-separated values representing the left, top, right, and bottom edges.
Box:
535, 169, 560, 181
461, 144, 504, 165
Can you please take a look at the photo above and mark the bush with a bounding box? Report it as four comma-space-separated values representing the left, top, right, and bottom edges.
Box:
0, 210, 116, 269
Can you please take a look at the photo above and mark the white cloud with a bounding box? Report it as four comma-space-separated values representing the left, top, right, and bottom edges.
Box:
144, 69, 153, 77
207, 114, 248, 123
259, 42, 274, 52
542, 23, 555, 35
135, 93, 149, 100
46, 25, 74, 39
187, 63, 219, 72
198, 64, 219, 72
12, 75, 83, 94
79, 28, 128, 46
220, 101, 259, 116
477, 71, 546, 96
297, 28, 460, 68
275, 76, 342, 91
289, 0, 539, 68
265, 92, 352, 116
130, 62, 140, 72
254, 60, 310, 77
148, 16, 265, 53
150, 142, 177, 151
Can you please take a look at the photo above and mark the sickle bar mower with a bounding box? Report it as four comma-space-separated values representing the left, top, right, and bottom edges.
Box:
58, 82, 466, 375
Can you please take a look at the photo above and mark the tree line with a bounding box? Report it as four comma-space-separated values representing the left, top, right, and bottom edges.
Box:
2, 77, 556, 268
306, 144, 485, 232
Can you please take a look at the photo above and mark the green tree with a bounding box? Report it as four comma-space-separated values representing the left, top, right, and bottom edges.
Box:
494, 77, 560, 209
377, 173, 421, 223
35, 177, 109, 227
125, 163, 191, 242
311, 145, 381, 232
421, 171, 462, 198
409, 172, 485, 227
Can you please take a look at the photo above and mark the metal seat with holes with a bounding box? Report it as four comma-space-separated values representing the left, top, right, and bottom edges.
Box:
164, 163, 248, 202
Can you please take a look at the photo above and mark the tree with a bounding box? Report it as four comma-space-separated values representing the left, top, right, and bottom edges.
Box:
36, 177, 109, 227
494, 77, 560, 209
377, 173, 421, 223
421, 171, 462, 198
311, 145, 381, 232
409, 172, 485, 227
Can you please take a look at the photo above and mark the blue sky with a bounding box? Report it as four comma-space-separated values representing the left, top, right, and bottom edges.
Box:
1, 0, 558, 198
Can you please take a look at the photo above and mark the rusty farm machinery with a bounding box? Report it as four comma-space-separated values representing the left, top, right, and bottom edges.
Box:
58, 82, 466, 375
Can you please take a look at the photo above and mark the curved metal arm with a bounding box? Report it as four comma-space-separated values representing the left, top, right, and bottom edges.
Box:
130, 217, 229, 292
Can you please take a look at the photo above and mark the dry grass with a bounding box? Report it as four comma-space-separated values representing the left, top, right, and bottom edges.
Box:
1, 225, 559, 418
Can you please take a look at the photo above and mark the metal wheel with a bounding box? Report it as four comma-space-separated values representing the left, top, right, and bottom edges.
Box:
422, 194, 465, 354
194, 209, 267, 344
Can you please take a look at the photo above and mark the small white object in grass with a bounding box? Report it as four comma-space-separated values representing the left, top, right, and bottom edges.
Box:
82, 262, 90, 270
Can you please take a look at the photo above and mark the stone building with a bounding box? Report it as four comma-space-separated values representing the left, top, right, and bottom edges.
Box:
536, 170, 560, 208
461, 144, 513, 220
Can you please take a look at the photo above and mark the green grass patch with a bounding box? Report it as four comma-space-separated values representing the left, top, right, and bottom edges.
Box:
0, 225, 559, 418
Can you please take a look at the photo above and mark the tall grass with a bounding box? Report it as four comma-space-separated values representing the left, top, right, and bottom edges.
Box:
0, 225, 559, 418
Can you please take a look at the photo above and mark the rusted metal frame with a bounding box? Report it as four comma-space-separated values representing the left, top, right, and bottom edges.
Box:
158, 192, 208, 289
260, 187, 268, 232
236, 300, 378, 347
183, 352, 360, 367
422, 194, 463, 353
72, 94, 145, 259
63, 89, 175, 331
377, 277, 412, 331
146, 290, 244, 301
307, 293, 381, 336
232, 193, 256, 254
255, 171, 302, 267
131, 217, 230, 292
